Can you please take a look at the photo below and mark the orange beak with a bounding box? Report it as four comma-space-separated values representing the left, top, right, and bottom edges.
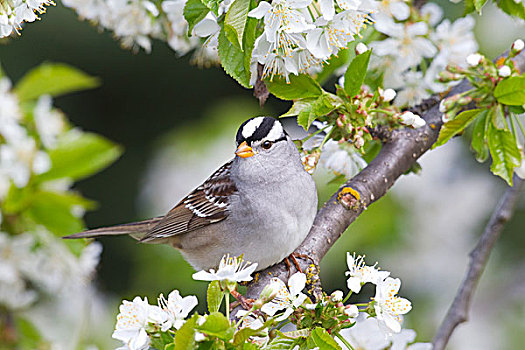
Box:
235, 141, 254, 158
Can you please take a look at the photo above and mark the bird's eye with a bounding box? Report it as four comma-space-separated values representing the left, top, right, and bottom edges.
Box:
262, 140, 273, 150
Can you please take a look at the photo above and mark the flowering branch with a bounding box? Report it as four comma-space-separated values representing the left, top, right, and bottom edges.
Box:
432, 174, 524, 350
243, 47, 525, 300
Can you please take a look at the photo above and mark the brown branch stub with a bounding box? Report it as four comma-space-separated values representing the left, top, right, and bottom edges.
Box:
432, 175, 524, 350
254, 64, 269, 107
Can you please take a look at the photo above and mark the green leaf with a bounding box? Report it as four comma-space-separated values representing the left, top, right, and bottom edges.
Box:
202, 0, 220, 15
464, 0, 476, 14
14, 63, 99, 101
497, 0, 525, 20
207, 281, 224, 313
266, 74, 323, 100
38, 131, 122, 182
295, 93, 340, 130
316, 48, 351, 85
218, 27, 251, 87
150, 332, 175, 349
471, 110, 490, 162
344, 50, 371, 97
266, 336, 298, 350
224, 0, 251, 50
26, 191, 86, 235
474, 0, 488, 13
183, 0, 210, 34
434, 109, 482, 148
487, 123, 521, 186
196, 312, 234, 341
306, 327, 342, 350
15, 317, 44, 349
494, 76, 525, 106
174, 315, 197, 350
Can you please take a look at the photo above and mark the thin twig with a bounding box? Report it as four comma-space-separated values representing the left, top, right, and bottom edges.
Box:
432, 175, 524, 350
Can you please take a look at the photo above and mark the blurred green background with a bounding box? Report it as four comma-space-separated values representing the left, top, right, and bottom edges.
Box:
1, 1, 524, 348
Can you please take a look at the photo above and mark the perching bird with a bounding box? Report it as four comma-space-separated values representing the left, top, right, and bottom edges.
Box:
64, 117, 318, 271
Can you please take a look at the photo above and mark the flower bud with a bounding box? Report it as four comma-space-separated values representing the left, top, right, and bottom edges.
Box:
344, 305, 359, 318
498, 65, 511, 77
355, 43, 368, 55
512, 39, 524, 53
259, 281, 279, 303
331, 290, 344, 302
381, 88, 396, 102
466, 53, 483, 67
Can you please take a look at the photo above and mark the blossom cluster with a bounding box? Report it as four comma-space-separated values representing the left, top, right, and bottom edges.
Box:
0, 0, 54, 38
0, 64, 120, 348
112, 252, 430, 349
364, 1, 478, 107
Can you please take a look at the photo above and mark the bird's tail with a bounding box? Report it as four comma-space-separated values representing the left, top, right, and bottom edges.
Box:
63, 217, 163, 241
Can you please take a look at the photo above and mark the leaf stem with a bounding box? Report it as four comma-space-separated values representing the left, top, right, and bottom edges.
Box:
342, 291, 353, 304
225, 294, 230, 321
335, 331, 355, 350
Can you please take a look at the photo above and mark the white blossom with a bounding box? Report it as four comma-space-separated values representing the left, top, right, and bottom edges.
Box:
157, 290, 198, 331
399, 111, 426, 129
192, 254, 258, 282
248, 0, 315, 43
338, 313, 391, 350
113, 297, 162, 350
381, 88, 396, 102
512, 39, 524, 52
498, 65, 511, 77
356, 42, 368, 54
162, 0, 200, 55
466, 53, 483, 67
260, 272, 307, 321
395, 71, 431, 107
34, 95, 65, 149
390, 328, 433, 350
420, 2, 443, 26
0, 0, 54, 38
371, 20, 437, 72
345, 253, 390, 293
374, 277, 412, 333
319, 140, 367, 179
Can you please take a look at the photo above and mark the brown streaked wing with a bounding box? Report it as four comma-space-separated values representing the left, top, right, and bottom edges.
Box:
140, 161, 237, 242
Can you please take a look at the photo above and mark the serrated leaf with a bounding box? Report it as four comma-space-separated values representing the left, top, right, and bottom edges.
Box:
497, 0, 525, 20
183, 0, 210, 34
196, 312, 234, 341
37, 131, 122, 182
207, 281, 223, 313
307, 327, 342, 350
265, 336, 298, 350
174, 315, 197, 350
494, 76, 525, 106
296, 94, 339, 130
202, 0, 220, 15
265, 74, 323, 100
218, 27, 251, 87
474, 0, 488, 13
14, 63, 99, 101
224, 0, 251, 49
434, 109, 481, 148
281, 98, 317, 118
471, 110, 489, 162
26, 191, 86, 236
344, 50, 371, 97
487, 123, 521, 186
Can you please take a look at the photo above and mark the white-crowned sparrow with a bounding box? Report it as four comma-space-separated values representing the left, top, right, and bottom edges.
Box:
64, 117, 318, 271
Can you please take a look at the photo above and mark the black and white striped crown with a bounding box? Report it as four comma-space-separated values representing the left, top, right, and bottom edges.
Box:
236, 117, 287, 146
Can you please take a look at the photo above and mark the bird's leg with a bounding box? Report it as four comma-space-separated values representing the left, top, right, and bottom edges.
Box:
230, 290, 255, 310
288, 252, 316, 274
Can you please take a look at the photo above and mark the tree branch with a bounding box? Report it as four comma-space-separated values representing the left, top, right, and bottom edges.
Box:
432, 174, 524, 350
242, 49, 525, 302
